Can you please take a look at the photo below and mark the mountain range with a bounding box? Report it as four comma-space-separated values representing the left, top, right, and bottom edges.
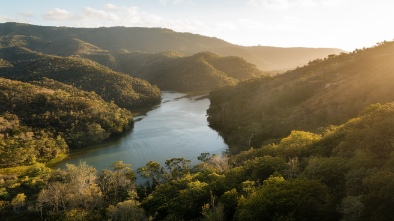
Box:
0, 22, 344, 72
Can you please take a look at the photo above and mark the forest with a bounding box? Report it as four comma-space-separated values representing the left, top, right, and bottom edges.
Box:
2, 101, 394, 220
113, 51, 264, 91
1, 23, 394, 221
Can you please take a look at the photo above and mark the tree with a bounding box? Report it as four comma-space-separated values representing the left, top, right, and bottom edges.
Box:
362, 171, 394, 221
219, 188, 239, 221
99, 161, 136, 205
137, 160, 166, 186
198, 154, 230, 173
36, 161, 103, 218
107, 200, 147, 221
11, 193, 26, 214
165, 157, 192, 180
235, 176, 330, 221
37, 182, 68, 213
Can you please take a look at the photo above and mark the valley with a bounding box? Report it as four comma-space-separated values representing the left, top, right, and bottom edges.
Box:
1, 22, 394, 221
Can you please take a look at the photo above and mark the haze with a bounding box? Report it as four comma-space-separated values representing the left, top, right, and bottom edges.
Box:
1, 0, 393, 51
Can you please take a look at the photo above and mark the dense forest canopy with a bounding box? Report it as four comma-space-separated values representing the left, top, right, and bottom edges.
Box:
114, 51, 264, 91
0, 45, 161, 110
2, 102, 394, 220
0, 77, 134, 148
208, 40, 394, 153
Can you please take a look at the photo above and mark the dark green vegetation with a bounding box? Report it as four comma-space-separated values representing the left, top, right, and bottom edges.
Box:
0, 22, 343, 71
209, 40, 394, 153
0, 29, 261, 92
0, 44, 161, 110
2, 102, 394, 220
0, 77, 134, 148
1, 22, 393, 221
115, 51, 263, 91
0, 112, 67, 168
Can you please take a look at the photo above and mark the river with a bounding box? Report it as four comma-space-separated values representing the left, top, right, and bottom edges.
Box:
56, 91, 227, 173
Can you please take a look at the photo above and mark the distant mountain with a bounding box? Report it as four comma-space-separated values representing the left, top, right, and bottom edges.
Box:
208, 40, 394, 153
0, 24, 263, 92
0, 22, 344, 71
0, 45, 161, 110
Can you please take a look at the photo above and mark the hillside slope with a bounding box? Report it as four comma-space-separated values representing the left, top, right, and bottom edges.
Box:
0, 46, 161, 109
208, 40, 394, 152
115, 51, 263, 91
0, 77, 134, 148
0, 22, 344, 71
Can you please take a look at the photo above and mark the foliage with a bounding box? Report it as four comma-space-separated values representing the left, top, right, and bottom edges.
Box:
0, 112, 68, 167
2, 24, 394, 221
115, 51, 263, 91
0, 46, 161, 110
107, 200, 147, 221
208, 40, 394, 153
0, 77, 134, 148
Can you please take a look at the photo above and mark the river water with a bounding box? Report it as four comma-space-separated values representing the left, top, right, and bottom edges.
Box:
56, 92, 227, 172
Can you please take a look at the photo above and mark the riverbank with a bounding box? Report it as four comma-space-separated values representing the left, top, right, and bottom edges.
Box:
55, 91, 227, 173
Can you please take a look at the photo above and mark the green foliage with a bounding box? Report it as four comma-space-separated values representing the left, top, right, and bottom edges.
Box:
99, 161, 136, 205
0, 112, 68, 167
209, 40, 394, 153
114, 51, 264, 91
2, 102, 394, 220
107, 200, 147, 221
0, 47, 161, 109
33, 161, 144, 221
2, 23, 394, 221
235, 177, 330, 221
0, 77, 134, 148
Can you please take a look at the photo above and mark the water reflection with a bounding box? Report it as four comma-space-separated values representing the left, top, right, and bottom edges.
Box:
56, 92, 227, 173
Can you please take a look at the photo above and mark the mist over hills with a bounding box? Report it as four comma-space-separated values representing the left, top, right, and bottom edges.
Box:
0, 22, 344, 72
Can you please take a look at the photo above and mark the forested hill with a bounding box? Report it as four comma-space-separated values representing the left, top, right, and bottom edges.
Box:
208, 40, 394, 153
0, 32, 263, 92
114, 51, 263, 91
0, 45, 161, 109
0, 22, 344, 71
0, 77, 134, 149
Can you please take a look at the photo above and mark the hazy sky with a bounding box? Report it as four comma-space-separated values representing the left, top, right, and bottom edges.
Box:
1, 0, 393, 51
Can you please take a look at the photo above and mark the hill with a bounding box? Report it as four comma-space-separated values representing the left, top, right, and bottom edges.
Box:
208, 40, 394, 153
0, 77, 134, 148
0, 45, 161, 109
0, 28, 263, 92
0, 22, 344, 72
114, 51, 263, 91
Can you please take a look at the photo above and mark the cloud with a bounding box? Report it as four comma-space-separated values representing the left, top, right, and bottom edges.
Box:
159, 0, 186, 5
38, 4, 234, 41
72, 5, 163, 27
83, 7, 119, 22
105, 3, 119, 10
44, 8, 75, 21
248, 0, 340, 8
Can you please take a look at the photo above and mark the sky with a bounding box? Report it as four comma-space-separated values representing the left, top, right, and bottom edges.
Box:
1, 0, 394, 51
